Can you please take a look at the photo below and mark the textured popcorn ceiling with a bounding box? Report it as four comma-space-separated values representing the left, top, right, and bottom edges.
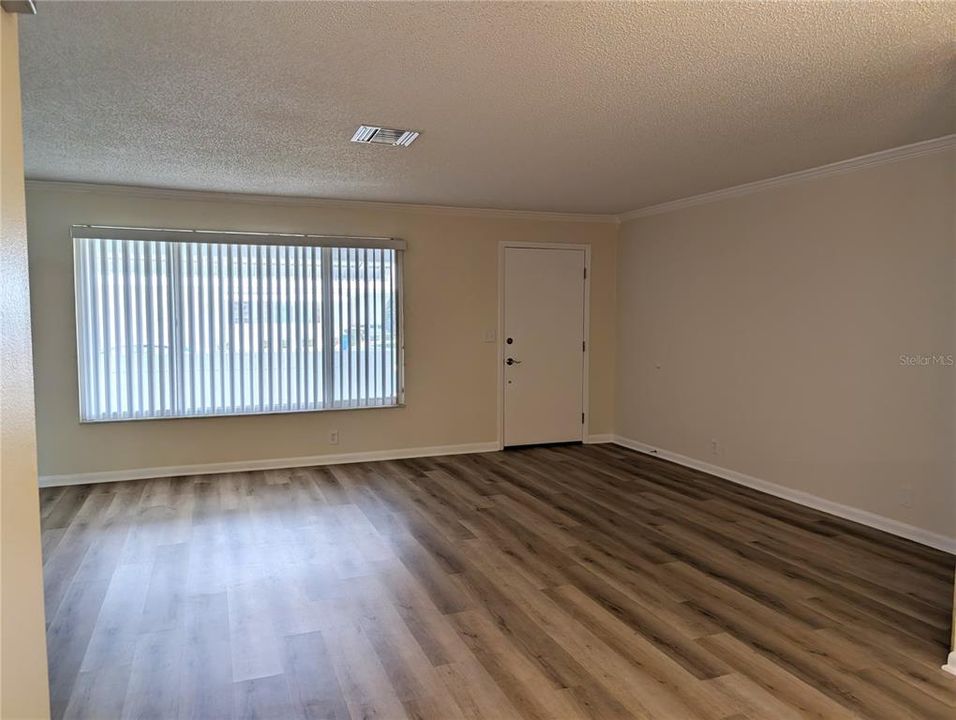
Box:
18, 1, 955, 214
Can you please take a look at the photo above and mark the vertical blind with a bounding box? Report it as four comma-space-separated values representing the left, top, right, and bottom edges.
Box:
73, 228, 403, 422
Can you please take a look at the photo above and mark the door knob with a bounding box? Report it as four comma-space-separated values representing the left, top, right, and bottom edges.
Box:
506, 357, 522, 366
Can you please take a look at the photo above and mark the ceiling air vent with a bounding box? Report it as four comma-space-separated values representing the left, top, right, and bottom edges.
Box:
350, 125, 420, 147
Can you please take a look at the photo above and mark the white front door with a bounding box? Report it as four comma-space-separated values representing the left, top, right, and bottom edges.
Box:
503, 246, 586, 446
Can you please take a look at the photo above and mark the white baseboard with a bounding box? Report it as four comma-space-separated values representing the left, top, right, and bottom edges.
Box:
36, 434, 956, 555
943, 652, 956, 677
38, 441, 501, 488
610, 435, 956, 555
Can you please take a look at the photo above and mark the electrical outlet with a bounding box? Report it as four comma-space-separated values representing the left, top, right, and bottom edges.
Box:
329, 430, 339, 445
711, 439, 719, 456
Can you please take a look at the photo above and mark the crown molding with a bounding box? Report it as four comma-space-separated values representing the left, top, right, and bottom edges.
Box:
619, 134, 956, 222
26, 134, 954, 224
24, 179, 620, 225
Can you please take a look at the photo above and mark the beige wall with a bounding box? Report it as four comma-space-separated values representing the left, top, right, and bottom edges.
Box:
616, 150, 955, 540
26, 185, 617, 478
0, 11, 51, 719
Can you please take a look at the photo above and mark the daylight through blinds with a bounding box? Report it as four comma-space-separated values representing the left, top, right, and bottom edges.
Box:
74, 234, 402, 421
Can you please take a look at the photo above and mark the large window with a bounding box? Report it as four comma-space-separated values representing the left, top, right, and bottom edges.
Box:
73, 226, 404, 422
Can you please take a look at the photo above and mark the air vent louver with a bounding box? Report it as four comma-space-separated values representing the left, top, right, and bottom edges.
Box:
350, 125, 420, 147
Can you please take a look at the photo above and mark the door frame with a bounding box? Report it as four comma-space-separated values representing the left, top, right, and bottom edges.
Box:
497, 241, 591, 450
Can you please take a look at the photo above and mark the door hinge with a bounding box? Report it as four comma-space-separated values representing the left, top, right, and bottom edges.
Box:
582, 340, 586, 352
583, 267, 587, 280
581, 412, 585, 424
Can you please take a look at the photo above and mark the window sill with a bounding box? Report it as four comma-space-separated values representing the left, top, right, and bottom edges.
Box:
79, 401, 406, 424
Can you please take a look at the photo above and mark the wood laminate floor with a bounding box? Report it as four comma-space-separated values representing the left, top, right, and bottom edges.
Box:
41, 444, 955, 720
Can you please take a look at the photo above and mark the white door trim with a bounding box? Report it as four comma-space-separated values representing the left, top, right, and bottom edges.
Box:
497, 241, 591, 450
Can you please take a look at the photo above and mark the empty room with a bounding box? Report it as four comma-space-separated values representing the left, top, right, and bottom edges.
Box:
1, 1, 954, 719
